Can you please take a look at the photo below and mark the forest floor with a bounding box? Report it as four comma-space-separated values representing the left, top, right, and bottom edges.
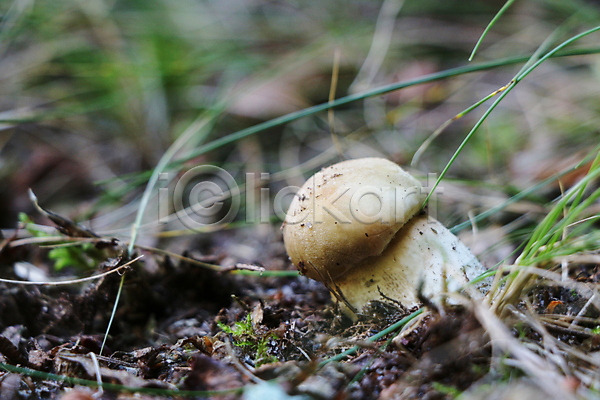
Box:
1, 0, 600, 399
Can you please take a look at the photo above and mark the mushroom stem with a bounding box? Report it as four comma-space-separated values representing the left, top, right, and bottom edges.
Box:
330, 213, 488, 316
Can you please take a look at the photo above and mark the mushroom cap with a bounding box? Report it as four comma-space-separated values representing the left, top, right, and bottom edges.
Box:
282, 158, 424, 280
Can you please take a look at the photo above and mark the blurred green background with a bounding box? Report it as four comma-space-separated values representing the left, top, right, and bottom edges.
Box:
1, 0, 599, 264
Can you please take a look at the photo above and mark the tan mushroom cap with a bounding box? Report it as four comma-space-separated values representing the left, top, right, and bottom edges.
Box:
282, 158, 424, 281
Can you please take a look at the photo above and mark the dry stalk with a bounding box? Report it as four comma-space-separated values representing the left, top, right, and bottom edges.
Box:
490, 262, 600, 316
0, 256, 142, 286
474, 303, 578, 400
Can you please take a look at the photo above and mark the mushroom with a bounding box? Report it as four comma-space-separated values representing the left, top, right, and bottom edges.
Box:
282, 157, 488, 316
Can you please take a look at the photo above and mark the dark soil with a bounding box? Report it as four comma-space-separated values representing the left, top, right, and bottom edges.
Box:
0, 222, 596, 399
0, 221, 499, 400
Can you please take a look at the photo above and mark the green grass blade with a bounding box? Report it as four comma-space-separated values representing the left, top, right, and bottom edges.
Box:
422, 26, 600, 208
565, 151, 600, 213
126, 109, 221, 256
116, 106, 224, 361
421, 84, 514, 207
175, 48, 600, 165
539, 186, 600, 259
514, 26, 600, 83
93, 47, 600, 197
412, 83, 512, 167
414, 15, 576, 167
520, 158, 600, 263
448, 146, 600, 233
318, 308, 424, 367
100, 273, 125, 356
0, 361, 243, 397
469, 0, 517, 61
448, 185, 543, 233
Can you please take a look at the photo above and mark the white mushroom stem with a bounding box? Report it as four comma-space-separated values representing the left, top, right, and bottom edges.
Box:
331, 213, 489, 315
